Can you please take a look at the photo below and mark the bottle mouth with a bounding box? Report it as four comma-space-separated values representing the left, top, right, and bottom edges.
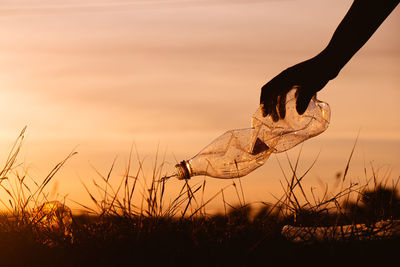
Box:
175, 160, 192, 180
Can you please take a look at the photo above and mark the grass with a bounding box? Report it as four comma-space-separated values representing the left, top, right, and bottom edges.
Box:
0, 127, 399, 267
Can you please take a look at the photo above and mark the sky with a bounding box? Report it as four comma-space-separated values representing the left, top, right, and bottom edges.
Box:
0, 0, 399, 213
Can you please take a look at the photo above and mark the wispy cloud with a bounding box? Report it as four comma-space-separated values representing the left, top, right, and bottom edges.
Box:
0, 0, 292, 16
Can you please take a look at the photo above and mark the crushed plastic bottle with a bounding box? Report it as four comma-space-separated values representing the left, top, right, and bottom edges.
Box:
31, 201, 73, 245
174, 88, 330, 180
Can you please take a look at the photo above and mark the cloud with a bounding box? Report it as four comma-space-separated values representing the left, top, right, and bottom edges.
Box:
0, 0, 293, 16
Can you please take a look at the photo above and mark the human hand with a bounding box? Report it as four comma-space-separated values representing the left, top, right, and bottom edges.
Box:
260, 55, 336, 121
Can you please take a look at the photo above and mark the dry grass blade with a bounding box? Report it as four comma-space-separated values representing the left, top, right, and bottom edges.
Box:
33, 150, 77, 205
0, 127, 26, 179
181, 182, 202, 218
80, 180, 102, 212
342, 130, 360, 182
189, 184, 232, 218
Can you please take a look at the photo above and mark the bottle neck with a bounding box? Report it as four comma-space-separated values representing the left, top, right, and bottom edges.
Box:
175, 160, 192, 180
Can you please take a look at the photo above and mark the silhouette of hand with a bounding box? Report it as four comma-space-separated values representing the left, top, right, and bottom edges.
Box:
260, 55, 337, 121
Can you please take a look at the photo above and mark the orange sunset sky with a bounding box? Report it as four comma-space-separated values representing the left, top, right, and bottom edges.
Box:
1, 0, 399, 213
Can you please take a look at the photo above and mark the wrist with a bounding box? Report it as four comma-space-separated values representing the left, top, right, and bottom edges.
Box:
314, 48, 344, 80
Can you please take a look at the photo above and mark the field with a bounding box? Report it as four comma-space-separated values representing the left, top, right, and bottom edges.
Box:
0, 128, 399, 267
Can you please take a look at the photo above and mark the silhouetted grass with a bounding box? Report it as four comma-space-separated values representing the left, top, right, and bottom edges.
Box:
0, 128, 399, 267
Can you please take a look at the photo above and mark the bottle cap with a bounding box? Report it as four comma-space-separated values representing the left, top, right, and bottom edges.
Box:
175, 160, 192, 180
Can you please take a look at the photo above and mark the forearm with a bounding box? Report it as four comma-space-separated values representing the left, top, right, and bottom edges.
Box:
318, 0, 399, 79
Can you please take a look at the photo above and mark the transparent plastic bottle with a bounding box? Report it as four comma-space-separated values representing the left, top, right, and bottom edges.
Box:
174, 88, 331, 180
